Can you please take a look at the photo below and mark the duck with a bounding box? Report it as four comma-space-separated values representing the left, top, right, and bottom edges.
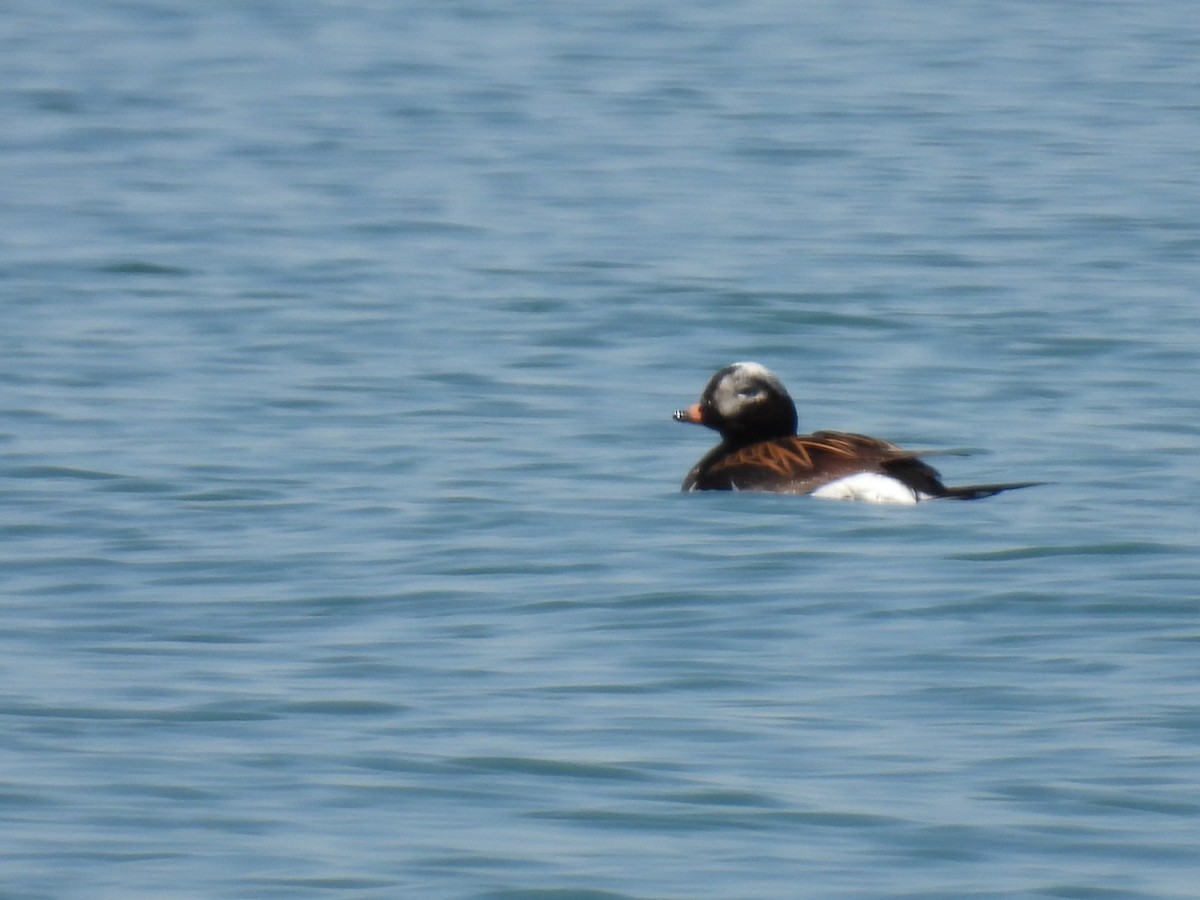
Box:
674, 362, 1041, 503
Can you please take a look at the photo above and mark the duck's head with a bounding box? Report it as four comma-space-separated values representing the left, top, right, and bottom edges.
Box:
674, 361, 798, 445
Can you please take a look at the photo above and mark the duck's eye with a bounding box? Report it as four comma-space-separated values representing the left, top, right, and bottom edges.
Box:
736, 385, 762, 399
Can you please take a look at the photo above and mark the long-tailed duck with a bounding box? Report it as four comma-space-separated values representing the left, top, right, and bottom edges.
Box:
674, 362, 1041, 503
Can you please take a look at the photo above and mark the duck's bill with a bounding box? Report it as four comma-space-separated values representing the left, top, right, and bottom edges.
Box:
673, 403, 704, 424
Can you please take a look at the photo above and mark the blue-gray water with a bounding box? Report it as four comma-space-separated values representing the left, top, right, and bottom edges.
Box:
3, 2, 1200, 898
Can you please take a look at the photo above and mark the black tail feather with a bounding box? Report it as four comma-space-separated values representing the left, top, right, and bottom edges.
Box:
937, 481, 1047, 501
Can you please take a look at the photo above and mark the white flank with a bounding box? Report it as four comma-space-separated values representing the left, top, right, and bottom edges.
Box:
810, 472, 926, 505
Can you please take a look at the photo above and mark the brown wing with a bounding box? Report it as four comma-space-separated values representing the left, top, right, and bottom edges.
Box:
687, 431, 948, 494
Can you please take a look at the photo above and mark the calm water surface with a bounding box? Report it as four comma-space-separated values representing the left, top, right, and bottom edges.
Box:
3, 1, 1200, 898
